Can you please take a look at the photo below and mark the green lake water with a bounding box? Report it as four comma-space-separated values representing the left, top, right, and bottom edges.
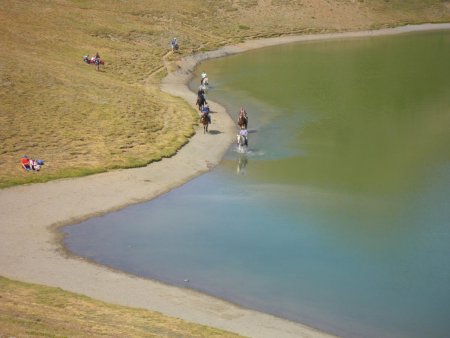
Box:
64, 30, 450, 338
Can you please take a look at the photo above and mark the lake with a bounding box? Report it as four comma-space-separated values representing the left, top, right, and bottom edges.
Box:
63, 30, 450, 338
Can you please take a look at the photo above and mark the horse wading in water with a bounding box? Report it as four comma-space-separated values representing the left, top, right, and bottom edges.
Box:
237, 107, 248, 129
200, 77, 209, 92
237, 127, 248, 151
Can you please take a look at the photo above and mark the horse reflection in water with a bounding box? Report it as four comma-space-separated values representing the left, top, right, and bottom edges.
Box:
237, 155, 248, 175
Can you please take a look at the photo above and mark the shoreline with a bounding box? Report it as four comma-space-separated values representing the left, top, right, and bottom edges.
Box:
1, 23, 449, 338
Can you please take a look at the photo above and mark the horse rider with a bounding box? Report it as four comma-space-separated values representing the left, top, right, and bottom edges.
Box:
197, 86, 205, 97
196, 92, 207, 111
238, 107, 248, 126
201, 104, 211, 123
171, 38, 178, 51
201, 71, 208, 84
239, 126, 248, 146
238, 107, 247, 120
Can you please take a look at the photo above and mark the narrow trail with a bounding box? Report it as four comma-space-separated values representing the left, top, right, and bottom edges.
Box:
144, 50, 172, 87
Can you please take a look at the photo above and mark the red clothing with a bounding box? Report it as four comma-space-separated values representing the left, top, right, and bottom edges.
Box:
21, 157, 30, 169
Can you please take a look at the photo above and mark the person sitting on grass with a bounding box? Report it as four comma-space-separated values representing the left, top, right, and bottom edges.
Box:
21, 155, 31, 171
30, 159, 41, 171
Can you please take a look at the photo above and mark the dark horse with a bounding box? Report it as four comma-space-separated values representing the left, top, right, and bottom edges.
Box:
196, 94, 207, 111
200, 113, 210, 133
238, 114, 248, 129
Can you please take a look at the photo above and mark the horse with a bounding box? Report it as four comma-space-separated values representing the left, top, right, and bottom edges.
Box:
237, 133, 248, 151
196, 94, 207, 111
200, 76, 209, 93
200, 113, 210, 133
199, 83, 208, 93
237, 114, 248, 129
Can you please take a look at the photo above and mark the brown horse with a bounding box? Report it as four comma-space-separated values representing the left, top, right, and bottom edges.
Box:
238, 114, 248, 129
200, 113, 210, 133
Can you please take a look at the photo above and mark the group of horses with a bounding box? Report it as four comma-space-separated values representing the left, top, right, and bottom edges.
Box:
196, 74, 249, 150
197, 76, 211, 133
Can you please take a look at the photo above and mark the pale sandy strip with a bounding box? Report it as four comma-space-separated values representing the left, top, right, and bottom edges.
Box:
1, 23, 449, 338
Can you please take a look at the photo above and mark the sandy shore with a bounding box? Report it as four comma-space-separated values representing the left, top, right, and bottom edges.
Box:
1, 23, 449, 338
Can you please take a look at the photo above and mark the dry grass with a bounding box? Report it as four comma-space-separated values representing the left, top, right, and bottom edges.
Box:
0, 276, 242, 337
1, 0, 449, 188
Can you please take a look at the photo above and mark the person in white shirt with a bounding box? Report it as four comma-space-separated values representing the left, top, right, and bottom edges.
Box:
239, 127, 248, 146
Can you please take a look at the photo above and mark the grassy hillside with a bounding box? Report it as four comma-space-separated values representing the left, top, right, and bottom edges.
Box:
1, 0, 449, 188
0, 276, 242, 337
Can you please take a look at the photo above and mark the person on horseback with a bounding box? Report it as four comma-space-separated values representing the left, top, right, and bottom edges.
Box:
171, 38, 179, 51
239, 126, 248, 146
200, 104, 211, 133
238, 107, 248, 129
196, 92, 207, 111
201, 104, 211, 123
201, 71, 208, 84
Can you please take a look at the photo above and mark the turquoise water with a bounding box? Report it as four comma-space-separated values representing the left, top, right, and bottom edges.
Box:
63, 31, 450, 338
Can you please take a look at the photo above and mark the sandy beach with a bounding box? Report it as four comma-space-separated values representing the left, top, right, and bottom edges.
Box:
1, 23, 449, 338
